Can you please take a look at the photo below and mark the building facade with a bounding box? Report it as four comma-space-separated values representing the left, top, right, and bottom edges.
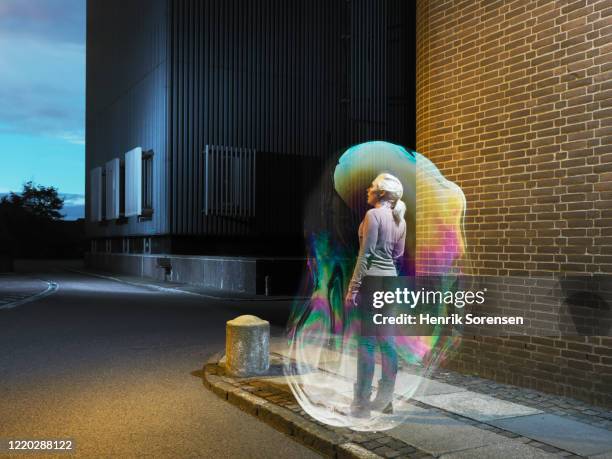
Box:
86, 0, 416, 292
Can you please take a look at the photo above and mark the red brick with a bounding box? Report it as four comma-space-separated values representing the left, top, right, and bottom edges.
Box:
417, 0, 611, 408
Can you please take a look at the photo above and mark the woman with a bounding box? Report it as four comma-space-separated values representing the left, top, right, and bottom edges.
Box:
345, 173, 406, 418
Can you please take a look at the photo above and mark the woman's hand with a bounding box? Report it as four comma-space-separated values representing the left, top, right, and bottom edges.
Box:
345, 291, 358, 308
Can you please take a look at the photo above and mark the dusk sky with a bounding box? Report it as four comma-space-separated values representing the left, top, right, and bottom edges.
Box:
0, 0, 85, 218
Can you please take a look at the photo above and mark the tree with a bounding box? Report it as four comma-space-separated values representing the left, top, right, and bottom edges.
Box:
0, 182, 85, 260
1, 181, 64, 220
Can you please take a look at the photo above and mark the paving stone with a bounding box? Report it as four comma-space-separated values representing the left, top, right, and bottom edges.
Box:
414, 379, 468, 397
412, 453, 435, 458
539, 444, 562, 453
497, 429, 520, 438
372, 446, 396, 456
397, 445, 417, 454
210, 379, 238, 399
387, 439, 408, 449
227, 390, 268, 416
491, 414, 612, 457
337, 442, 384, 459
293, 421, 341, 457
363, 441, 381, 449
414, 391, 543, 422
388, 405, 515, 456
393, 372, 466, 397
437, 440, 559, 458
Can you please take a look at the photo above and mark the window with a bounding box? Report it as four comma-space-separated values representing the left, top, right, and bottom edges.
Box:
141, 150, 153, 218
204, 145, 256, 218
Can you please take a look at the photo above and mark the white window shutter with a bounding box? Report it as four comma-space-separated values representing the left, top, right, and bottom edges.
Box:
125, 147, 142, 217
105, 158, 120, 219
90, 167, 102, 222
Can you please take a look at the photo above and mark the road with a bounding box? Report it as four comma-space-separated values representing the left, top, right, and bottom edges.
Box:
0, 271, 320, 458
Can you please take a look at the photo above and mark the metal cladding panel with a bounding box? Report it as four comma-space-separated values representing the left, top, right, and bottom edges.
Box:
89, 167, 103, 222
168, 0, 415, 237
124, 147, 142, 217
85, 0, 169, 238
105, 158, 121, 220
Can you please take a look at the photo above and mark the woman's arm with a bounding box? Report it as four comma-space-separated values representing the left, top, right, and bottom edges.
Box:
392, 220, 406, 273
346, 210, 379, 305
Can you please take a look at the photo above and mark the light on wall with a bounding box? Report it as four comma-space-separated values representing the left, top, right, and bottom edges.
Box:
105, 158, 121, 220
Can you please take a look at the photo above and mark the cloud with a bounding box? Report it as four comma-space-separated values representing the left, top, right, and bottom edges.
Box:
61, 193, 85, 206
57, 132, 85, 145
62, 193, 86, 220
0, 1, 85, 145
0, 0, 85, 45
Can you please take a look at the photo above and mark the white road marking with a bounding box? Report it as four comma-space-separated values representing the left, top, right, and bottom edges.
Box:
0, 281, 59, 310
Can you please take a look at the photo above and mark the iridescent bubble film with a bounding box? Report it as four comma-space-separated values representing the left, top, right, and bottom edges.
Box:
284, 141, 467, 431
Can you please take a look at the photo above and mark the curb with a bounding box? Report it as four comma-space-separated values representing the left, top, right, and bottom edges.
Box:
202, 361, 589, 459
67, 268, 307, 303
203, 364, 384, 459
0, 279, 59, 311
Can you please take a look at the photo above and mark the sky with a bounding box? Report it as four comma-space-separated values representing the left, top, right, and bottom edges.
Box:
0, 0, 85, 219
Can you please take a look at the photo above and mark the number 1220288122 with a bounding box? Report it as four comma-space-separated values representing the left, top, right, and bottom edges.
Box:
5, 439, 74, 452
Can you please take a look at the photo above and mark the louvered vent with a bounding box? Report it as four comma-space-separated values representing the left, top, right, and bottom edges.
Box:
204, 145, 256, 218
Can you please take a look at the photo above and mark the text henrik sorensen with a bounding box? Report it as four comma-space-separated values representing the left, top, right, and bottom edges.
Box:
373, 313, 524, 325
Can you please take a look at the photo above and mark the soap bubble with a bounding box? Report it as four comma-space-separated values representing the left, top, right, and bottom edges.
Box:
283, 141, 468, 431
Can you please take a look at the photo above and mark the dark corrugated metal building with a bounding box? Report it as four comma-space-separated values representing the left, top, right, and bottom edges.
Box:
86, 0, 416, 292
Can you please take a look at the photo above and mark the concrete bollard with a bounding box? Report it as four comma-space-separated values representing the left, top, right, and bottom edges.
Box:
225, 315, 270, 377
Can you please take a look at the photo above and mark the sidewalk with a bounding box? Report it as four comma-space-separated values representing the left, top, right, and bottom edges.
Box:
64, 268, 612, 457
203, 339, 612, 459
0, 273, 57, 310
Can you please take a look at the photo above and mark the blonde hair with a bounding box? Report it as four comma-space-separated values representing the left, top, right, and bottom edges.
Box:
372, 173, 405, 224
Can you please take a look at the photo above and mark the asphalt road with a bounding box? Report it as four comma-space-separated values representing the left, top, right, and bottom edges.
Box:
0, 271, 320, 458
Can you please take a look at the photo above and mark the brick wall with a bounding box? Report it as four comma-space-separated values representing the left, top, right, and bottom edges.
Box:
416, 0, 612, 406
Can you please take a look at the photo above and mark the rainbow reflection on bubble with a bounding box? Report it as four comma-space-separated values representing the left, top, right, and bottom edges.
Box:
284, 141, 467, 431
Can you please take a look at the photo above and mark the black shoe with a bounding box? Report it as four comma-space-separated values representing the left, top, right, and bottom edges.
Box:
370, 379, 395, 413
350, 383, 372, 418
